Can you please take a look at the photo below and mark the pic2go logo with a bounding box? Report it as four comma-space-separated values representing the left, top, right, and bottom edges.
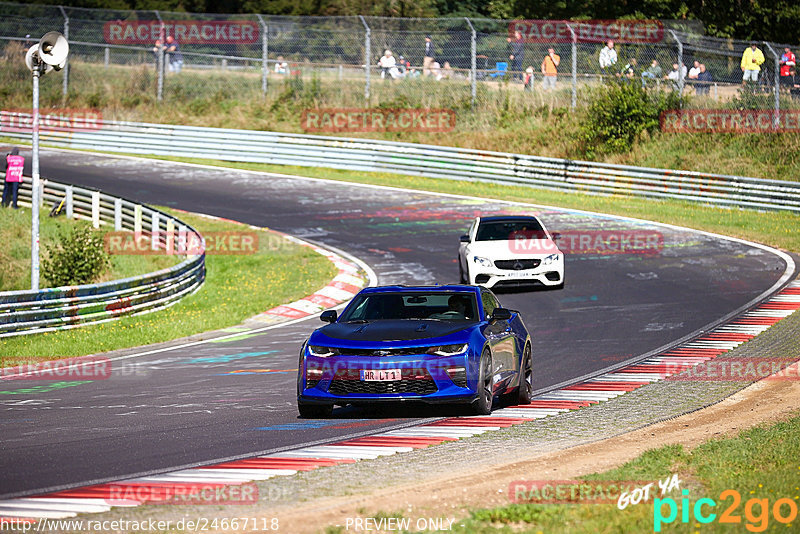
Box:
654, 489, 799, 532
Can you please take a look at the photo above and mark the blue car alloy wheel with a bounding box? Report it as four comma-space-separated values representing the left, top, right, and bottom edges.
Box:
297, 285, 533, 418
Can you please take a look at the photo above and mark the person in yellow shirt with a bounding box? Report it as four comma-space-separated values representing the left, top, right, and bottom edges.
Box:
541, 47, 560, 91
741, 42, 765, 84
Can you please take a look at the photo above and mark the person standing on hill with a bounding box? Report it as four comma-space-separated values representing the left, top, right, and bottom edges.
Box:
741, 42, 765, 84
3, 147, 24, 209
598, 40, 617, 77
508, 31, 524, 81
541, 47, 560, 90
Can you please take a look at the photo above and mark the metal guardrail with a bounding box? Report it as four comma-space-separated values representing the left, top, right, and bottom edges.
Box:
0, 177, 205, 337
2, 114, 800, 213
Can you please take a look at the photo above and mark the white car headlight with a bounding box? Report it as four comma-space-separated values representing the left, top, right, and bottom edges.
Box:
542, 253, 561, 266
472, 255, 493, 268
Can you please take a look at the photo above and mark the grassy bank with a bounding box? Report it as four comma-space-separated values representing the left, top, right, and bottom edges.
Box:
452, 410, 800, 533
3, 40, 800, 183
147, 157, 800, 254
0, 208, 336, 361
0, 207, 179, 291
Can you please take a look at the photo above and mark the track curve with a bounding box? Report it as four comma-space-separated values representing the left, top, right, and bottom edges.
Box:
0, 148, 792, 498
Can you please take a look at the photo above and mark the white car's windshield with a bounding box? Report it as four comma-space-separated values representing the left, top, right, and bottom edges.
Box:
340, 293, 479, 322
475, 220, 545, 241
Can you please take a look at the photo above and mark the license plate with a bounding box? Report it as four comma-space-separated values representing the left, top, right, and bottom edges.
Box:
360, 369, 402, 381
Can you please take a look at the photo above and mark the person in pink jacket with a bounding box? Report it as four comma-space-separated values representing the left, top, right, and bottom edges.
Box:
3, 147, 24, 209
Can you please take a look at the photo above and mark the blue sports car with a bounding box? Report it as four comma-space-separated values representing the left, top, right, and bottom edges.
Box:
297, 285, 533, 418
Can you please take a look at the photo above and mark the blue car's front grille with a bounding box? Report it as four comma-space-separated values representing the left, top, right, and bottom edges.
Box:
337, 348, 427, 357
327, 368, 438, 396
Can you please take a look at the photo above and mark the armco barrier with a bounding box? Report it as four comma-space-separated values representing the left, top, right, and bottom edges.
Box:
0, 178, 205, 337
2, 113, 800, 212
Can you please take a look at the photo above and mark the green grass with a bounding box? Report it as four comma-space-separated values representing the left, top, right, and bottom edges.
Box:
0, 207, 179, 291
0, 208, 336, 362
145, 156, 800, 254
448, 412, 800, 533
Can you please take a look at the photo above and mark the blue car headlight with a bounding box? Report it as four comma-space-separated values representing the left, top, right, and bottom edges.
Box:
472, 255, 493, 268
426, 343, 468, 357
307, 345, 340, 357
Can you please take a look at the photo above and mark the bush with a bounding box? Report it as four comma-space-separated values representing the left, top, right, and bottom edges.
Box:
580, 80, 683, 157
42, 225, 110, 287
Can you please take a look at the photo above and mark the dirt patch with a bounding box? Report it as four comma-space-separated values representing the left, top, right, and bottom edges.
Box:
269, 375, 800, 533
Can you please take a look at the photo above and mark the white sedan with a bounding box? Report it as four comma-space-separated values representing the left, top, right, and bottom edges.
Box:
458, 215, 564, 289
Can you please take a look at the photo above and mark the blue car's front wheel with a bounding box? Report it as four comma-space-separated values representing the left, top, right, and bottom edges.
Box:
472, 348, 493, 415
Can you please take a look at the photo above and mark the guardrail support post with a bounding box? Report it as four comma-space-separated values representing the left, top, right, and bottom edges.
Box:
465, 18, 477, 108
359, 16, 370, 103
567, 23, 577, 110
178, 224, 187, 254
134, 204, 142, 234
65, 185, 73, 219
58, 6, 69, 103
91, 191, 100, 228
151, 211, 160, 250
166, 218, 175, 254
764, 42, 781, 128
114, 197, 122, 230
256, 14, 268, 97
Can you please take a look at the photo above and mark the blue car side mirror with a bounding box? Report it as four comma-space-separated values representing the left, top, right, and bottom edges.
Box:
490, 308, 512, 322
320, 310, 337, 323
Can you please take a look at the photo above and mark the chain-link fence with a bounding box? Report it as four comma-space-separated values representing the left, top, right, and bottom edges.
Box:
1, 1, 798, 118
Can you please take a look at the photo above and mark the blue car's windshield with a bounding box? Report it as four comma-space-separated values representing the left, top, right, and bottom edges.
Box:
339, 292, 479, 322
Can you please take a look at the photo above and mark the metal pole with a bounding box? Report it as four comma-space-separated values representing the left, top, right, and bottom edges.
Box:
567, 23, 577, 109
58, 6, 69, 103
465, 18, 477, 107
360, 15, 370, 103
256, 14, 268, 96
764, 42, 781, 128
31, 65, 41, 291
155, 11, 164, 102
669, 30, 684, 97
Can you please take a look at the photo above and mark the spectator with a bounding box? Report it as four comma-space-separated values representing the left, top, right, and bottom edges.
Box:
688, 60, 701, 80
598, 40, 617, 76
378, 49, 398, 79
665, 62, 687, 89
696, 63, 713, 95
641, 59, 662, 86
620, 57, 638, 79
741, 42, 765, 84
2, 147, 24, 209
396, 55, 410, 76
430, 61, 443, 81
423, 35, 435, 76
274, 56, 288, 74
165, 35, 183, 73
524, 66, 534, 91
780, 47, 796, 89
508, 31, 524, 81
540, 47, 559, 91
441, 61, 453, 79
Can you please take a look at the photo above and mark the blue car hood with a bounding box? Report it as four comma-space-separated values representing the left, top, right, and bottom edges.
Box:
311, 320, 475, 345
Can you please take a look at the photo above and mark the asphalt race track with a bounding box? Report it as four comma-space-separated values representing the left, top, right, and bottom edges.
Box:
0, 148, 793, 498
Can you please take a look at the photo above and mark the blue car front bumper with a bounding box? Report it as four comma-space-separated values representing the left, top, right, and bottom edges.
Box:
298, 353, 478, 405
